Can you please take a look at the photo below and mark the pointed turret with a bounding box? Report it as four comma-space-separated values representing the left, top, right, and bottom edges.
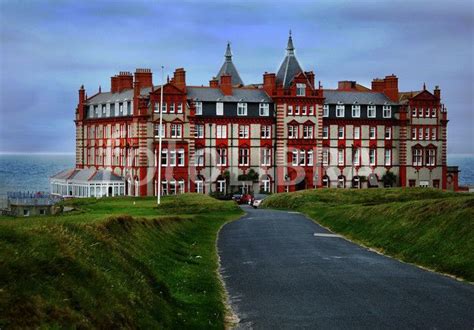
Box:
216, 42, 244, 86
276, 31, 305, 88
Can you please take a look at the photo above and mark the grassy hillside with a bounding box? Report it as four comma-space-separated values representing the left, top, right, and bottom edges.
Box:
0, 194, 243, 328
263, 188, 474, 281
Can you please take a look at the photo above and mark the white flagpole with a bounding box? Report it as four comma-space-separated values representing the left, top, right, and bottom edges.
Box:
157, 66, 164, 205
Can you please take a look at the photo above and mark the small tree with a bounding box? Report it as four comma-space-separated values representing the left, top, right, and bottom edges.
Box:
382, 171, 397, 187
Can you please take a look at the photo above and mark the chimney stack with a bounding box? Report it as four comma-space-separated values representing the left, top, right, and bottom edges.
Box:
134, 68, 153, 88
210, 77, 219, 88
371, 78, 385, 92
173, 68, 186, 92
338, 81, 356, 91
220, 74, 232, 96
78, 85, 85, 105
111, 72, 133, 93
383, 74, 398, 102
434, 85, 441, 99
263, 72, 276, 95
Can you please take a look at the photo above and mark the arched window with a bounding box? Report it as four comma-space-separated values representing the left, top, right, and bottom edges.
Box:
322, 175, 330, 188
337, 175, 346, 188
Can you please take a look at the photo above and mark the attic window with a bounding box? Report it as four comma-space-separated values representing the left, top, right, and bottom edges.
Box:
296, 83, 306, 96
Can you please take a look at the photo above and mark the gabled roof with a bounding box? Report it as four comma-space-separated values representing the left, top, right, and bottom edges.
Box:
276, 32, 305, 88
216, 43, 244, 86
187, 86, 271, 103
324, 90, 398, 105
398, 91, 422, 104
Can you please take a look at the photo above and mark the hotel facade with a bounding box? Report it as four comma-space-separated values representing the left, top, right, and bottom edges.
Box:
54, 34, 460, 197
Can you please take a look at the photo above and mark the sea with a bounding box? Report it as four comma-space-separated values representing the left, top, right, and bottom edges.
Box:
0, 153, 473, 196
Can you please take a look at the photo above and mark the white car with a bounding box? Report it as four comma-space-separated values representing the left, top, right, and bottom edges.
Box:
252, 194, 268, 208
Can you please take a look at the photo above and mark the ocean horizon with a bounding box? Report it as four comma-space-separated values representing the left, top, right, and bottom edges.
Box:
0, 153, 473, 196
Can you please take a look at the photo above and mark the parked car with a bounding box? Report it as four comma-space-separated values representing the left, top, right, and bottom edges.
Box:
252, 194, 268, 208
239, 194, 253, 205
232, 194, 242, 203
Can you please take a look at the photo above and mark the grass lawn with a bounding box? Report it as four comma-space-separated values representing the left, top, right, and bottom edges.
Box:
0, 194, 243, 328
263, 188, 474, 282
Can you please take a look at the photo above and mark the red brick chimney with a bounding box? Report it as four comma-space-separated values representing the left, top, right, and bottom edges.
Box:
383, 74, 398, 102
77, 85, 86, 120
434, 85, 441, 99
371, 78, 385, 92
173, 68, 186, 92
305, 71, 315, 88
134, 68, 153, 88
210, 78, 219, 88
263, 72, 276, 95
220, 74, 232, 96
111, 76, 118, 93
338, 81, 356, 91
116, 72, 133, 92
78, 85, 85, 104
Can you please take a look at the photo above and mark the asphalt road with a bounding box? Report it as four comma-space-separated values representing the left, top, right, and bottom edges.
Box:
218, 205, 474, 329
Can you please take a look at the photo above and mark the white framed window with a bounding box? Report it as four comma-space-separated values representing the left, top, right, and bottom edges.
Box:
418, 127, 423, 140
195, 148, 204, 166
154, 123, 165, 138
154, 102, 159, 113
195, 101, 202, 115
338, 126, 344, 139
353, 148, 360, 166
322, 126, 329, 139
195, 180, 204, 193
425, 128, 430, 140
237, 102, 247, 116
336, 104, 345, 117
161, 181, 168, 195
383, 105, 392, 118
261, 148, 271, 166
217, 148, 227, 166
338, 149, 344, 166
177, 148, 185, 167
216, 102, 224, 116
261, 125, 271, 139
303, 125, 313, 139
239, 125, 249, 139
413, 148, 422, 166
288, 125, 298, 139
102, 104, 106, 114
259, 103, 269, 116
195, 124, 204, 138
431, 128, 436, 140
418, 108, 423, 117
352, 105, 360, 118
292, 150, 298, 166
426, 149, 436, 166
239, 148, 249, 166
169, 103, 175, 113
169, 150, 176, 166
262, 179, 271, 193
171, 124, 182, 138
178, 180, 185, 194
309, 106, 314, 115
323, 104, 329, 117
288, 105, 293, 115
431, 108, 436, 117
307, 149, 313, 166
169, 180, 176, 195
216, 125, 227, 139
161, 148, 168, 166
217, 180, 226, 193
412, 128, 417, 140
177, 103, 183, 113
296, 83, 306, 96
354, 126, 360, 139
385, 127, 391, 140
425, 108, 430, 117
412, 108, 417, 117
368, 105, 376, 118
384, 149, 391, 166
295, 106, 300, 115
369, 148, 376, 166
322, 149, 329, 166
369, 126, 376, 139
299, 150, 306, 166
302, 106, 307, 115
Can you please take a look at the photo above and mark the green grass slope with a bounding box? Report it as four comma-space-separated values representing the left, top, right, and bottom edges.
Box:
0, 194, 243, 328
263, 188, 474, 281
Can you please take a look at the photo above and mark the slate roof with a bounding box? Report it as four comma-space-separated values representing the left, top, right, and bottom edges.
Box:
216, 43, 244, 86
276, 33, 305, 88
187, 87, 272, 103
324, 90, 398, 105
86, 87, 153, 105
398, 91, 422, 104
51, 168, 123, 182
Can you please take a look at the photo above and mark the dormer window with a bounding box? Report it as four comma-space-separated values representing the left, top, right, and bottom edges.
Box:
102, 105, 106, 114
336, 104, 345, 117
237, 102, 247, 116
352, 104, 361, 118
296, 83, 306, 96
323, 104, 329, 117
259, 103, 269, 116
368, 105, 376, 118
216, 102, 224, 116
195, 101, 202, 115
383, 105, 392, 118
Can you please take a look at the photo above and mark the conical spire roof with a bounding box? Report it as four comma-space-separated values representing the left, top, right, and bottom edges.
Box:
216, 42, 244, 86
276, 31, 305, 88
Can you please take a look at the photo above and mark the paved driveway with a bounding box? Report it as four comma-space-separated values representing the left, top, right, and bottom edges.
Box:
218, 205, 474, 329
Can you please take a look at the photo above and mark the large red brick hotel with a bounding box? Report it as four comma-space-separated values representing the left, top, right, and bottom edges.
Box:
52, 33, 460, 197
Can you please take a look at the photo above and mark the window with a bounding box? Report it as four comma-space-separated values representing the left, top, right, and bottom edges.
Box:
195, 180, 204, 193
102, 104, 106, 114
195, 148, 204, 166
322, 149, 329, 166
352, 105, 360, 118
216, 125, 227, 139
177, 103, 183, 113
195, 124, 204, 138
338, 149, 344, 166
169, 103, 175, 113
425, 128, 430, 140
154, 102, 159, 113
162, 102, 167, 113
169, 180, 176, 195
178, 180, 185, 194
217, 148, 227, 166
353, 148, 360, 166
303, 125, 313, 139
299, 150, 306, 166
413, 148, 423, 166
431, 108, 436, 117
354, 126, 360, 139
369, 126, 376, 139
161, 181, 168, 195
385, 127, 391, 140
154, 123, 165, 138
307, 150, 313, 166
336, 104, 345, 117
261, 148, 272, 166
239, 125, 249, 139
338, 126, 344, 139
368, 105, 376, 118
431, 128, 436, 140
426, 149, 436, 166
323, 104, 329, 117
161, 148, 168, 166
171, 124, 182, 138
383, 105, 392, 118
309, 106, 314, 115
261, 125, 271, 139
239, 148, 249, 166
217, 180, 226, 193
369, 148, 376, 166
195, 101, 202, 115
419, 180, 429, 188
412, 108, 417, 117
262, 179, 271, 193
322, 126, 329, 139
288, 105, 293, 115
177, 149, 185, 166
296, 83, 306, 96
169, 150, 176, 166
292, 150, 298, 166
216, 102, 224, 116
302, 106, 307, 115
288, 125, 298, 139
259, 103, 269, 116
425, 108, 430, 117
384, 149, 391, 166
237, 102, 247, 116
412, 128, 417, 140
295, 106, 300, 115
418, 108, 423, 117
418, 127, 423, 140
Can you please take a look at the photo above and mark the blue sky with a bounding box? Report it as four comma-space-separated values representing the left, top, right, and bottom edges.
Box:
0, 0, 473, 154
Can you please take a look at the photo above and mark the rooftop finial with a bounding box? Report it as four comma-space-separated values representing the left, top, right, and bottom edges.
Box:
423, 82, 426, 90
225, 42, 232, 62
287, 30, 295, 55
